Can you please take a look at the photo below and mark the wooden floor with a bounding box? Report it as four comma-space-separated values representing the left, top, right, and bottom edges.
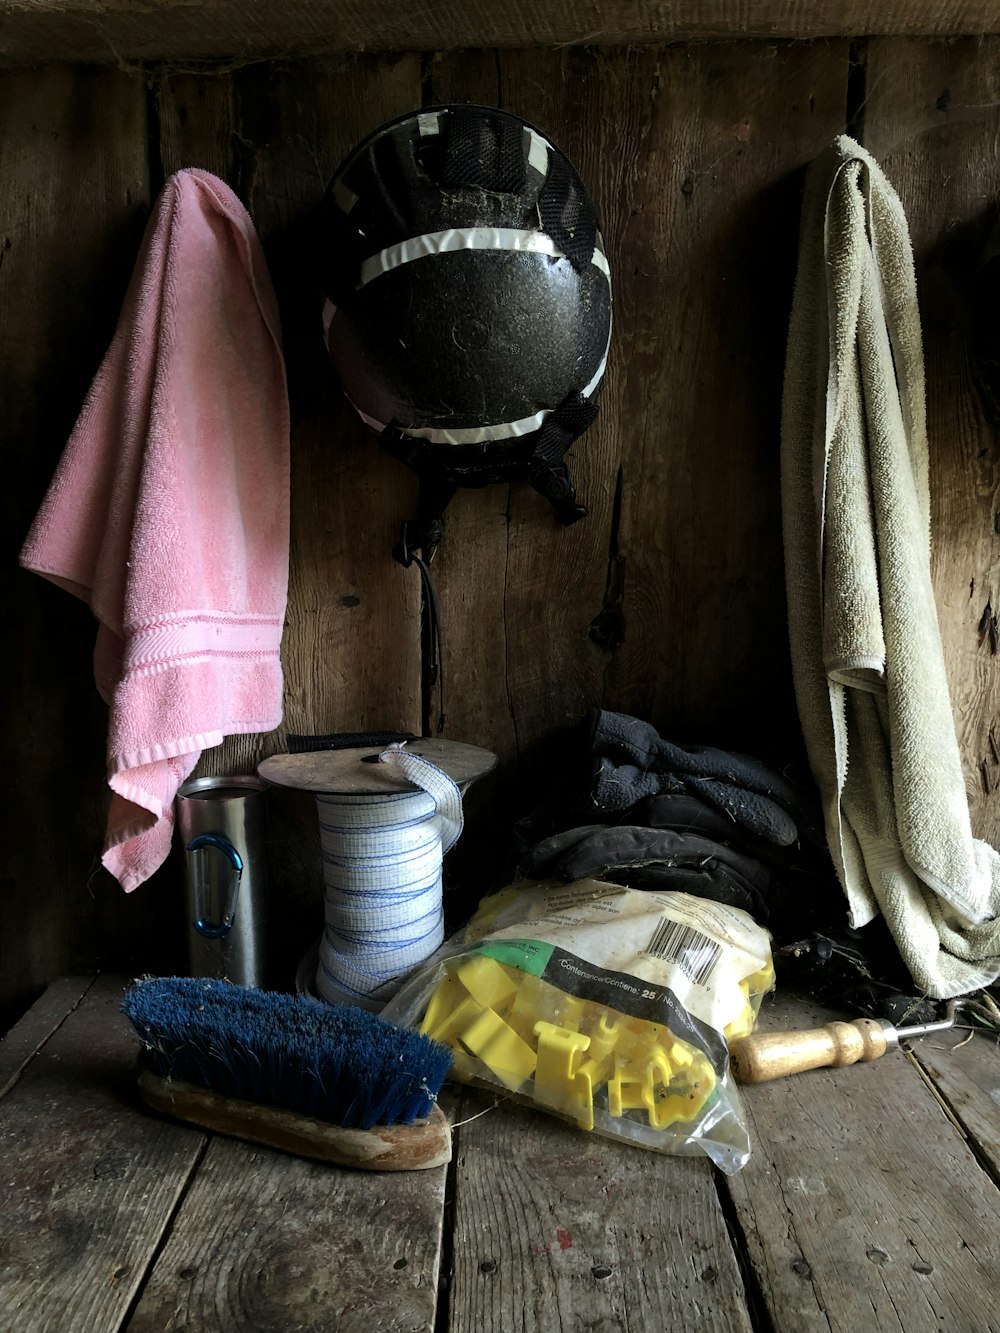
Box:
1, 977, 998, 1332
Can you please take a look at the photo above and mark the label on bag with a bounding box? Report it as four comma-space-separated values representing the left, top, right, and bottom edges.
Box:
472, 879, 771, 1033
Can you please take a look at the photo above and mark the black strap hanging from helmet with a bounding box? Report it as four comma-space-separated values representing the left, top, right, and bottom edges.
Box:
391, 476, 453, 735
392, 473, 456, 565
527, 393, 595, 524
387, 388, 593, 567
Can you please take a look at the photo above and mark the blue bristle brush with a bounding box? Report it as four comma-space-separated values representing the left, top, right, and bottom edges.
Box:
121, 977, 453, 1171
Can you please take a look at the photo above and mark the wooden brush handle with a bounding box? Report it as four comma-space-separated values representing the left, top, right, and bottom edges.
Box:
138, 1070, 452, 1171
729, 1019, 890, 1083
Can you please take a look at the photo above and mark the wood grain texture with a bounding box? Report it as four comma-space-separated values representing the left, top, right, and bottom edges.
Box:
239, 56, 424, 753
1, 64, 184, 1017
447, 1087, 753, 1333
424, 49, 626, 890
0, 975, 95, 1095
156, 69, 237, 183
3, 2, 1000, 65
862, 38, 1000, 848
724, 994, 1000, 1333
0, 976, 206, 1333
428, 41, 850, 907
127, 1127, 448, 1332
912, 1026, 1000, 1180
157, 54, 425, 777
601, 41, 849, 760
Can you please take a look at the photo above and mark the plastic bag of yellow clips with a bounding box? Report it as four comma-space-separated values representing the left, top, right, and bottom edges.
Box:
382, 878, 774, 1173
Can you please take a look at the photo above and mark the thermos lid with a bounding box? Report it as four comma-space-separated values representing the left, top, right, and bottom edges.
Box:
177, 775, 270, 802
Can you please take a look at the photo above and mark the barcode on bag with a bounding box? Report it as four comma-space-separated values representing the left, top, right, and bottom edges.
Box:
644, 919, 722, 986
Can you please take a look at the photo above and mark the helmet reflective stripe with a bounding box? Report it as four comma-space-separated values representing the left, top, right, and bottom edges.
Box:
331, 177, 357, 213
583, 323, 612, 399
398, 409, 552, 446
350, 398, 552, 446
527, 129, 550, 177
357, 226, 610, 289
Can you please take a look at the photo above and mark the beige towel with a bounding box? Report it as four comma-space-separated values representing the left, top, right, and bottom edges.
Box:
781, 135, 1000, 998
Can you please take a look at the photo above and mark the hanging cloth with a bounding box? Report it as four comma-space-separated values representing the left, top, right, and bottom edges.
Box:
20, 169, 290, 892
780, 134, 1000, 998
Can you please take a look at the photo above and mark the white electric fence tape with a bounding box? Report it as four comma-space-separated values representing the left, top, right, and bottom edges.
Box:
314, 744, 463, 1008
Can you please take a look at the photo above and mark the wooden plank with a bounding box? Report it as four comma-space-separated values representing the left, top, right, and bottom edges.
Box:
156, 69, 236, 182
423, 49, 623, 889
3, 2, 1000, 66
126, 1132, 448, 1332
861, 37, 1000, 849
232, 55, 424, 747
157, 54, 424, 769
0, 64, 182, 1017
401, 42, 850, 903
600, 41, 849, 761
448, 1088, 753, 1332
912, 1026, 1000, 1181
724, 994, 1000, 1333
0, 976, 207, 1333
425, 41, 850, 888
0, 975, 96, 1095
155, 57, 424, 985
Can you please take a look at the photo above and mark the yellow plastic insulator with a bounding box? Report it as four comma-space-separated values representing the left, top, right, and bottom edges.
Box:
533, 1020, 593, 1129
649, 1052, 717, 1129
664, 1036, 696, 1070
573, 1008, 625, 1115
724, 996, 756, 1044
554, 993, 588, 1032
424, 993, 486, 1047
506, 973, 554, 1041
742, 956, 776, 998
445, 1046, 481, 1084
574, 1058, 605, 1131
646, 1090, 705, 1130
460, 1006, 537, 1091
587, 1009, 626, 1064
455, 955, 520, 1011
608, 1055, 648, 1117
420, 975, 467, 1039
613, 1019, 663, 1068
641, 1046, 678, 1130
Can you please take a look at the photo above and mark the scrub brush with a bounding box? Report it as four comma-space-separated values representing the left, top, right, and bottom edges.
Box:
121, 976, 453, 1171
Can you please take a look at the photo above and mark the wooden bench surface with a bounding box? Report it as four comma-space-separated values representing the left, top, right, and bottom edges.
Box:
1, 976, 998, 1332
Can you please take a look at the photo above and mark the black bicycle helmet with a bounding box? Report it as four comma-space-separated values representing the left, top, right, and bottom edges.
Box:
320, 104, 613, 561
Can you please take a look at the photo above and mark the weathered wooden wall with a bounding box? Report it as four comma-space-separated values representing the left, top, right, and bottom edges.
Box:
5, 37, 1000, 1020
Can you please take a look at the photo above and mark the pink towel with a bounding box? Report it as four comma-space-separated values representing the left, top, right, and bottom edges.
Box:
20, 169, 290, 892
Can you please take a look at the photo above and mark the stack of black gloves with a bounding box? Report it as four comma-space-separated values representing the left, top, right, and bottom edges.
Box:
516, 709, 823, 926
510, 709, 931, 1017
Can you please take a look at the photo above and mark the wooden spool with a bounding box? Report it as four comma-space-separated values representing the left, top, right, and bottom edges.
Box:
258, 739, 497, 1006
257, 738, 497, 795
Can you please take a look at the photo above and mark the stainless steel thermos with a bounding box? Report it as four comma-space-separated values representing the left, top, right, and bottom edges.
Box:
175, 775, 270, 987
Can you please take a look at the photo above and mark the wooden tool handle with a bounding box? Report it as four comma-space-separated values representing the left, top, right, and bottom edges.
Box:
729, 1019, 890, 1083
138, 1070, 452, 1170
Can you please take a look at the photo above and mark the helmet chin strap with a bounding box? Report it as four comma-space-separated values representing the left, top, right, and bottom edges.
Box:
386, 391, 595, 552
